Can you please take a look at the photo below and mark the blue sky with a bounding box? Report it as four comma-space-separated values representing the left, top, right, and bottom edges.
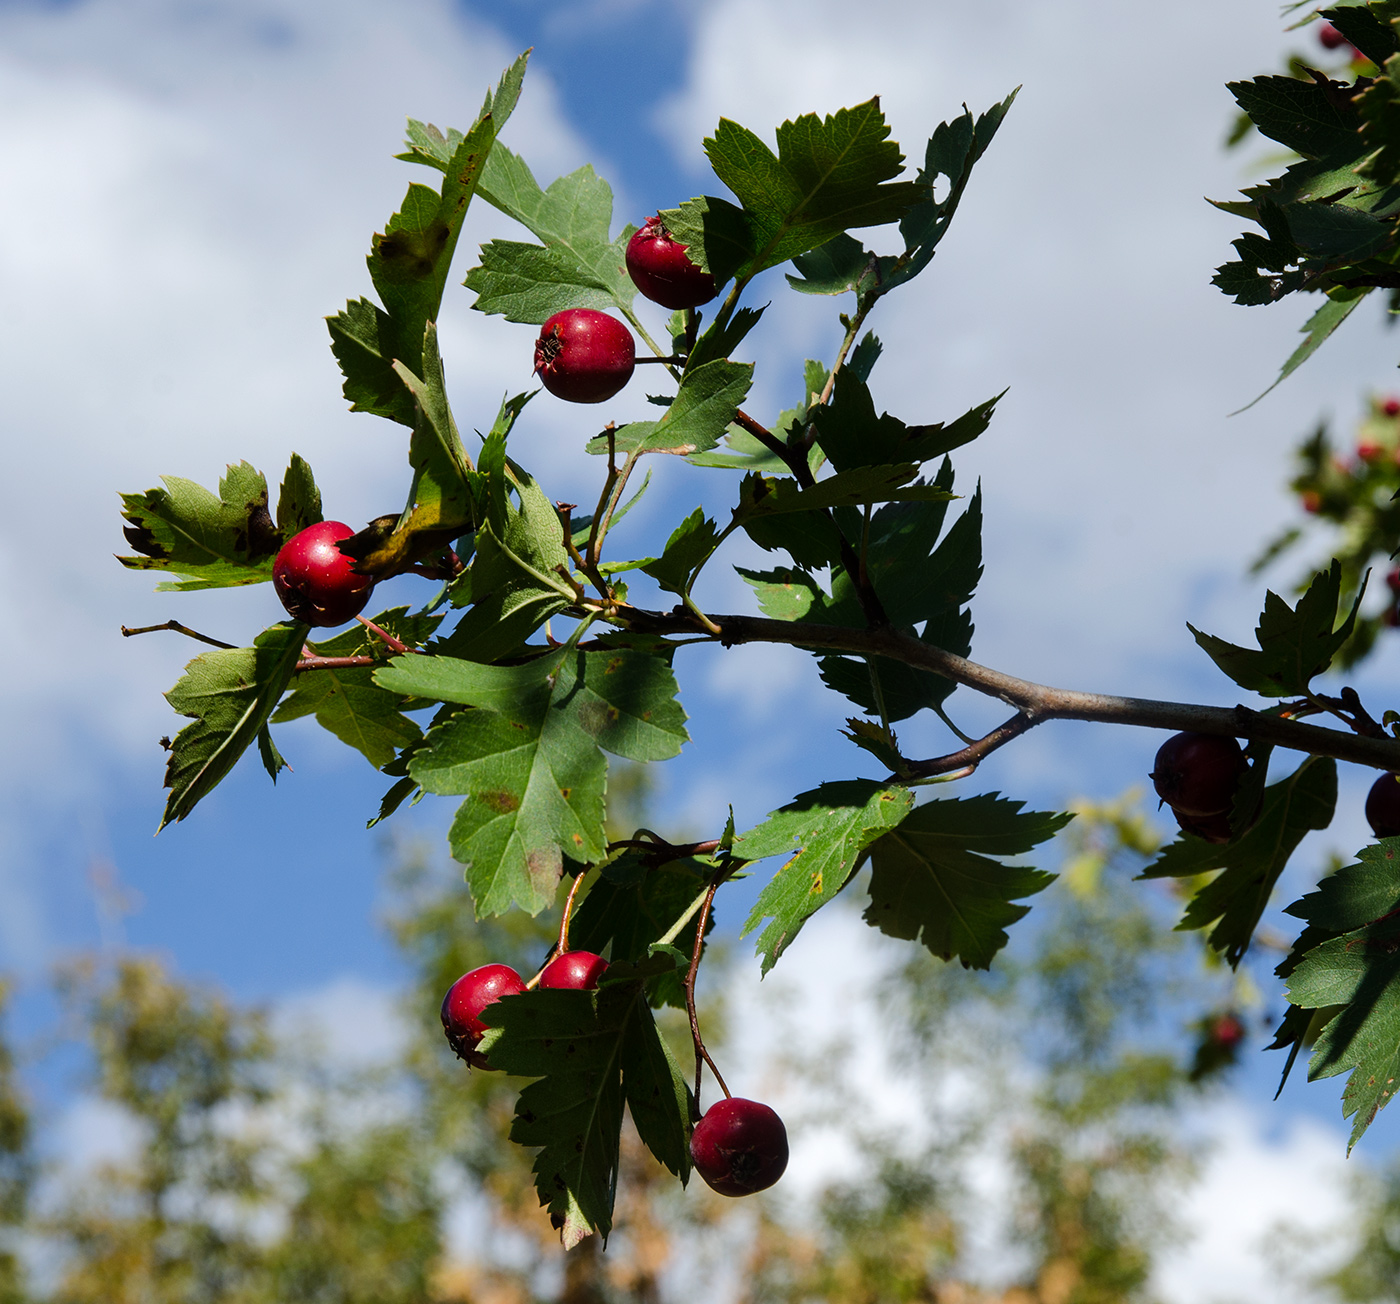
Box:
3, 1, 1400, 1289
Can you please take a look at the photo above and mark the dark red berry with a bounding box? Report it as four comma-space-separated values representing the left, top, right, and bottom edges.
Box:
689, 1097, 788, 1197
625, 215, 718, 310
272, 521, 374, 627
539, 950, 609, 990
1385, 567, 1400, 595
441, 963, 527, 1064
533, 309, 635, 404
1151, 732, 1248, 817
1359, 438, 1383, 462
1318, 21, 1348, 49
1384, 396, 1400, 417
1366, 773, 1400, 838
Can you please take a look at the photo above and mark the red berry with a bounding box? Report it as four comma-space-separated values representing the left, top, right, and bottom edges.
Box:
1358, 438, 1383, 462
539, 950, 609, 990
1385, 606, 1400, 628
690, 1097, 789, 1197
1318, 21, 1348, 49
1300, 490, 1323, 514
625, 215, 718, 310
272, 521, 374, 627
1385, 568, 1400, 595
1151, 732, 1248, 817
1366, 773, 1400, 838
1384, 397, 1400, 417
441, 963, 527, 1063
1210, 1013, 1245, 1049
533, 309, 635, 404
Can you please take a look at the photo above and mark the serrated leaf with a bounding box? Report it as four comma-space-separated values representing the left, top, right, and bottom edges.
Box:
738, 780, 914, 972
812, 372, 1002, 473
375, 647, 688, 915
329, 111, 499, 424
119, 462, 280, 589
479, 973, 692, 1245
683, 305, 766, 372
1140, 757, 1337, 965
275, 453, 322, 536
736, 464, 955, 519
680, 100, 923, 284
1286, 839, 1400, 933
736, 565, 829, 622
160, 622, 307, 828
863, 794, 1069, 969
1188, 561, 1365, 696
467, 146, 636, 323
1228, 75, 1361, 159
639, 508, 720, 594
585, 360, 753, 457
396, 52, 529, 171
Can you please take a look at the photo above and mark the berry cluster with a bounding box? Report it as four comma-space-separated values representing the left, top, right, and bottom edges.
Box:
439, 954, 788, 1198
533, 215, 717, 404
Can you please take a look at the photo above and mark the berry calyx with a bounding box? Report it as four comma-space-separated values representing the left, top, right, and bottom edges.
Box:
272, 521, 375, 627
1150, 732, 1248, 817
539, 950, 609, 990
689, 1097, 789, 1197
441, 963, 528, 1064
533, 309, 635, 404
625, 215, 718, 310
1366, 773, 1400, 838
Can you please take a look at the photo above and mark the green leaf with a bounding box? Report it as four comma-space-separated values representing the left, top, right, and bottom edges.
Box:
119, 462, 280, 589
863, 794, 1069, 968
737, 464, 955, 519
667, 99, 923, 284
570, 857, 715, 1009
374, 647, 688, 915
683, 305, 765, 372
1236, 291, 1370, 411
812, 372, 1002, 473
1321, 3, 1400, 67
466, 146, 636, 323
160, 622, 307, 828
329, 108, 501, 424
275, 453, 322, 536
1140, 757, 1337, 965
396, 52, 529, 171
736, 565, 829, 622
1286, 840, 1400, 933
445, 455, 571, 663
478, 972, 692, 1246
271, 608, 440, 768
639, 508, 720, 594
1228, 75, 1362, 159
686, 421, 793, 472
737, 780, 914, 973
1188, 561, 1365, 697
585, 361, 753, 457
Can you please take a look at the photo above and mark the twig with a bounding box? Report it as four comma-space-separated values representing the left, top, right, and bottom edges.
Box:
603, 605, 1400, 772
635, 355, 688, 365
294, 654, 377, 673
120, 621, 235, 650
905, 712, 1035, 778
686, 866, 733, 1105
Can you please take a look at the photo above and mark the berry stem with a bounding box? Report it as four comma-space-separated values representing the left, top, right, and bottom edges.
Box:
356, 615, 410, 655
120, 621, 236, 650
685, 865, 733, 1105
633, 355, 687, 365
557, 867, 587, 955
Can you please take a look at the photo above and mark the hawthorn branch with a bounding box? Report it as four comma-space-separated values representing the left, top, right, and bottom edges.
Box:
606, 606, 1400, 772
120, 621, 235, 650
294, 654, 376, 672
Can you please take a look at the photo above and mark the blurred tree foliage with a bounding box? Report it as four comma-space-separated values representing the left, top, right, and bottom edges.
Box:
1, 789, 1336, 1303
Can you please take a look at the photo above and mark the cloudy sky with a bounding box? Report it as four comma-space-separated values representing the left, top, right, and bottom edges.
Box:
2, 0, 1398, 1294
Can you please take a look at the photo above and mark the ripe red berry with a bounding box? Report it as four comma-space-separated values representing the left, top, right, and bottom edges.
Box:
1366, 773, 1400, 838
533, 309, 635, 404
690, 1097, 789, 1197
441, 963, 527, 1063
1317, 21, 1348, 49
625, 215, 718, 310
1151, 732, 1248, 817
272, 521, 375, 627
1358, 438, 1383, 462
1384, 396, 1400, 417
539, 950, 609, 990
